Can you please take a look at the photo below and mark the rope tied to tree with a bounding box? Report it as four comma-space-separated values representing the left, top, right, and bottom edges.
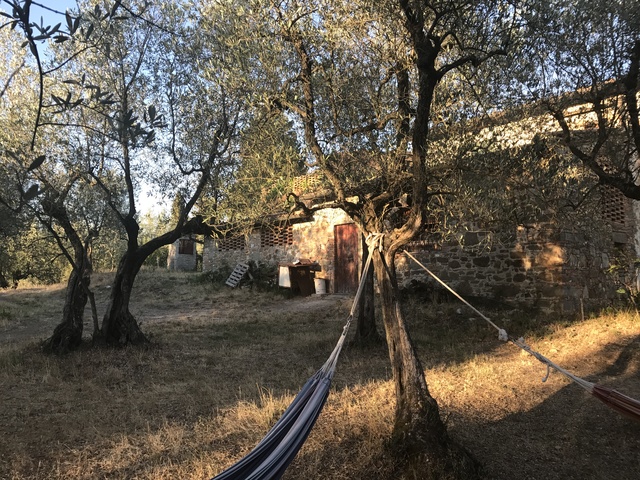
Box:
404, 251, 507, 340
403, 250, 640, 422
340, 233, 383, 321
212, 234, 382, 479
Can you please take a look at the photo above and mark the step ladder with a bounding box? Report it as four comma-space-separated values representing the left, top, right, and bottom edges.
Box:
225, 263, 250, 288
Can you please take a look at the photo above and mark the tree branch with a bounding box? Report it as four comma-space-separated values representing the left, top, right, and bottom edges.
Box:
624, 39, 640, 156
0, 59, 25, 98
550, 106, 640, 199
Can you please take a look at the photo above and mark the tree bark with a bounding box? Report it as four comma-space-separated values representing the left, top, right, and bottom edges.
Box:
40, 198, 93, 354
42, 260, 89, 353
373, 249, 478, 479
98, 249, 148, 345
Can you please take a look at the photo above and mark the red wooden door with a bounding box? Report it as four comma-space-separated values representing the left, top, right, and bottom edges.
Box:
334, 223, 359, 294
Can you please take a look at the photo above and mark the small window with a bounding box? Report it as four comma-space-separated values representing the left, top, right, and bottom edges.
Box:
179, 238, 195, 255
261, 225, 294, 247
217, 235, 246, 251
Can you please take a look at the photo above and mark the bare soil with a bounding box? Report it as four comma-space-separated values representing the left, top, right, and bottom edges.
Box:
0, 270, 639, 479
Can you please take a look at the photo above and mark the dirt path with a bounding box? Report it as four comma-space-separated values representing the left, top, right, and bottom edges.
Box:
0, 276, 351, 346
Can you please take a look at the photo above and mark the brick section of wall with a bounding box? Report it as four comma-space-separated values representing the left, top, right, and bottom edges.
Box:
218, 235, 246, 251
261, 225, 294, 247
602, 185, 627, 226
202, 209, 355, 292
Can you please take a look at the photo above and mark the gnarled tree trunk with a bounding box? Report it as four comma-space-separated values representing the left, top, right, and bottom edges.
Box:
99, 253, 147, 345
42, 258, 89, 353
41, 197, 93, 354
373, 248, 478, 479
98, 216, 212, 346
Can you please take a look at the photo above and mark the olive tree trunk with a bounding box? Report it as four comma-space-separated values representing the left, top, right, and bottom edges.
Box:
42, 256, 89, 353
41, 204, 94, 354
373, 248, 478, 479
98, 250, 148, 345
98, 216, 211, 345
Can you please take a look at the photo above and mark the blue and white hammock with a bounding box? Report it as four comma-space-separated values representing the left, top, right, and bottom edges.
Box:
211, 235, 381, 480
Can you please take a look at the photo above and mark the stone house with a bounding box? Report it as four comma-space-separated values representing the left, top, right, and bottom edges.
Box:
167, 236, 198, 272
203, 172, 367, 294
202, 207, 363, 294
202, 191, 637, 311
202, 95, 640, 311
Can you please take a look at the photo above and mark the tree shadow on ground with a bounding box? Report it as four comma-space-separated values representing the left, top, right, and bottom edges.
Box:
451, 336, 640, 480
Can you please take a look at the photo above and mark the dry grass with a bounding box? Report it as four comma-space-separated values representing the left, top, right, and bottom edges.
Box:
0, 270, 639, 479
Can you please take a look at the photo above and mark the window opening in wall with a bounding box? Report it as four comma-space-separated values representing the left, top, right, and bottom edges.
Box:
601, 185, 626, 226
217, 235, 246, 251
291, 172, 325, 196
178, 238, 195, 255
261, 224, 294, 248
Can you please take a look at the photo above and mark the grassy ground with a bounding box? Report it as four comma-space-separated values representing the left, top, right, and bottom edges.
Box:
0, 270, 639, 479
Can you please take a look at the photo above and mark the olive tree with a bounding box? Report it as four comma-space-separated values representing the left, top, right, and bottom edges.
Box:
203, 0, 520, 477
1, 0, 242, 348
64, 1, 240, 345
0, 7, 104, 350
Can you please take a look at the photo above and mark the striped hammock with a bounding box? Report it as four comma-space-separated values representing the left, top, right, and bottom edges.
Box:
211, 235, 381, 480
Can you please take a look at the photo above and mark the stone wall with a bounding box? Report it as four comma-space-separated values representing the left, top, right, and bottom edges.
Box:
203, 203, 636, 312
167, 237, 197, 272
202, 208, 356, 292
396, 223, 623, 313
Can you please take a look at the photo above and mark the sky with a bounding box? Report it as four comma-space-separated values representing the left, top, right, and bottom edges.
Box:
29, 1, 79, 28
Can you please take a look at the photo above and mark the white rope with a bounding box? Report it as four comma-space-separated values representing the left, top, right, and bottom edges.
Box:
403, 250, 595, 393
511, 336, 594, 391
404, 251, 507, 339
323, 233, 383, 378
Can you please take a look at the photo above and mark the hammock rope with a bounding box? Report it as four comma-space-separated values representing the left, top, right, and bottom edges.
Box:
211, 233, 383, 480
403, 250, 640, 422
